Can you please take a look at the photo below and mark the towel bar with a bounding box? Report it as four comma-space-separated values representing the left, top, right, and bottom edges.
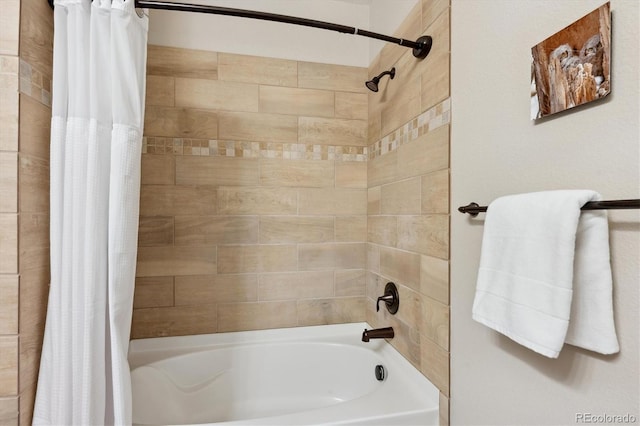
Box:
458, 199, 640, 217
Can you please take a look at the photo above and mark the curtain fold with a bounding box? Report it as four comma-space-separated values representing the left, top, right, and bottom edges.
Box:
34, 1, 148, 424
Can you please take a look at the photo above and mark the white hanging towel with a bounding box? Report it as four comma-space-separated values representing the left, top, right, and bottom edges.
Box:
472, 190, 619, 358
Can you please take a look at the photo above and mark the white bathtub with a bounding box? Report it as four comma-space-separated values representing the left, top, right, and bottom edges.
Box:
128, 322, 439, 425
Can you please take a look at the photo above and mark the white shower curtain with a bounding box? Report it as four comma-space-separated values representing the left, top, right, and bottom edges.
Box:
33, 1, 148, 424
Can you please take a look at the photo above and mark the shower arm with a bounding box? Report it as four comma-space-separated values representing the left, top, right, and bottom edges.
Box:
132, 0, 433, 59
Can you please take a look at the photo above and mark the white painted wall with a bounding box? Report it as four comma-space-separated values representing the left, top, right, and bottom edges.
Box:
450, 1, 639, 424
147, 0, 418, 66
368, 0, 419, 61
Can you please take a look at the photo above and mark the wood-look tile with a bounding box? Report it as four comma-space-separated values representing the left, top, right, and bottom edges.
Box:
298, 116, 367, 147
367, 244, 380, 274
394, 285, 424, 336
386, 315, 422, 368
147, 45, 218, 79
335, 161, 366, 189
141, 154, 175, 185
380, 246, 421, 291
0, 152, 17, 212
217, 245, 297, 274
335, 216, 366, 242
422, 0, 449, 29
298, 243, 365, 271
367, 216, 397, 247
137, 216, 174, 246
420, 335, 449, 396
368, 150, 398, 188
218, 53, 297, 87
258, 271, 334, 301
397, 215, 449, 259
0, 56, 19, 152
0, 396, 19, 425
259, 216, 334, 244
19, 95, 50, 159
422, 169, 449, 214
439, 392, 449, 426
367, 104, 381, 145
136, 246, 217, 277
144, 105, 218, 139
259, 86, 334, 117
366, 272, 385, 307
335, 92, 367, 120
19, 383, 36, 425
218, 111, 297, 143
381, 177, 421, 215
19, 331, 44, 397
421, 51, 450, 111
334, 269, 366, 297
176, 156, 259, 186
0, 336, 18, 396
367, 187, 381, 215
217, 187, 297, 215
0, 84, 19, 152
131, 305, 217, 339
145, 75, 175, 107
421, 255, 449, 305
396, 9, 450, 81
260, 159, 334, 188
380, 77, 421, 137
396, 285, 449, 350
217, 301, 297, 332
19, 0, 53, 75
298, 188, 366, 215
175, 216, 258, 246
175, 78, 259, 112
421, 295, 450, 351
175, 274, 258, 306
0, 214, 18, 273
18, 153, 49, 213
16, 265, 48, 336
0, 0, 20, 55
0, 276, 18, 334
426, 8, 450, 54
298, 62, 367, 93
397, 124, 449, 179
133, 276, 174, 309
139, 185, 217, 216
297, 297, 366, 326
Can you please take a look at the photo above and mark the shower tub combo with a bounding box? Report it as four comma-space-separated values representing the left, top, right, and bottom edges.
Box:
129, 322, 439, 425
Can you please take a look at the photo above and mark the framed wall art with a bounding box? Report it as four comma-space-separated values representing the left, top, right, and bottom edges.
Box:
531, 2, 611, 120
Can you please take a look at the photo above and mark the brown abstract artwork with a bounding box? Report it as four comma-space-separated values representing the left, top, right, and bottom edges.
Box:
531, 2, 611, 120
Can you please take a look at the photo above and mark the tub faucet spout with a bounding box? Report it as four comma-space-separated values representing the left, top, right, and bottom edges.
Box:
362, 327, 394, 342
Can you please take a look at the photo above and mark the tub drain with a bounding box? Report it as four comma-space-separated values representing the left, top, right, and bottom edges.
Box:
375, 364, 386, 381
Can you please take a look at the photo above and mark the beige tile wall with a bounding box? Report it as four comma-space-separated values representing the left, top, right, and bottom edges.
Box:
0, 0, 53, 424
0, 1, 449, 424
132, 46, 369, 338
136, 3, 451, 422
366, 1, 451, 424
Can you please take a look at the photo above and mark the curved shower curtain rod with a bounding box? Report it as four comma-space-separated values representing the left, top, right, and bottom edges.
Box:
47, 0, 433, 59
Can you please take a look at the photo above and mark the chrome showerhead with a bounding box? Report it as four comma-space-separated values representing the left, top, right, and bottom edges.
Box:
365, 67, 396, 92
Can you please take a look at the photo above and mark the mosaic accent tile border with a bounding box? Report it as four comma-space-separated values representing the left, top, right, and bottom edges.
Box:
368, 98, 451, 160
19, 59, 52, 108
141, 97, 450, 163
142, 138, 368, 162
